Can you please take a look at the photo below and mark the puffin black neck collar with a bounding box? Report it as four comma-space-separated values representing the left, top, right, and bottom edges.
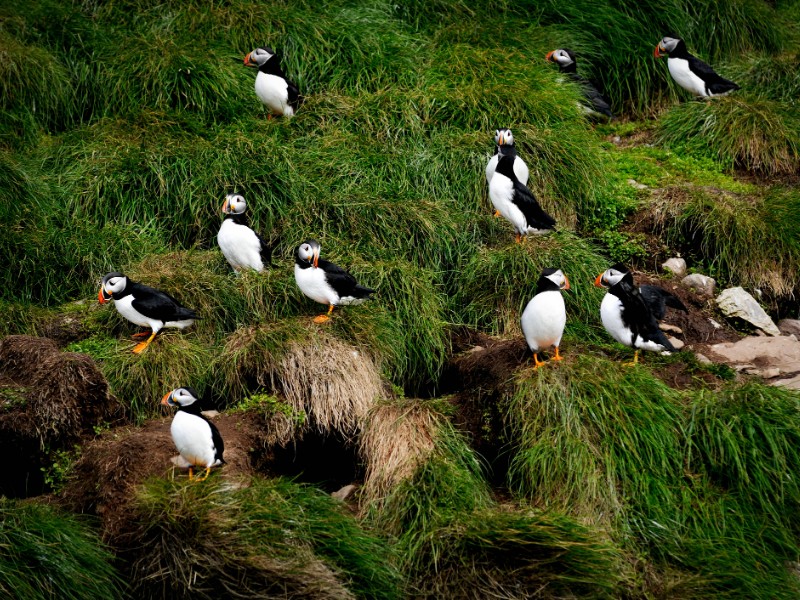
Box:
558, 62, 577, 74
224, 213, 249, 226
536, 275, 562, 294
666, 39, 689, 58
259, 56, 286, 77
177, 401, 204, 416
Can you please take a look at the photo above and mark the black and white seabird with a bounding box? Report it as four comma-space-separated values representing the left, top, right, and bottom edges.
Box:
161, 387, 225, 482
489, 154, 556, 243
605, 263, 688, 320
217, 193, 274, 273
594, 265, 676, 364
294, 240, 375, 323
243, 47, 302, 117
521, 268, 570, 368
655, 36, 739, 98
546, 48, 614, 119
485, 128, 530, 187
98, 272, 199, 353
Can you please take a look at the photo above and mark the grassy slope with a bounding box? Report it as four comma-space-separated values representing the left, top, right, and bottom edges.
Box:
2, 0, 800, 597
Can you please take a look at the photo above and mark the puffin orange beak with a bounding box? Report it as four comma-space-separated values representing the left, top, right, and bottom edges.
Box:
243, 52, 253, 66
654, 44, 663, 58
497, 131, 505, 145
161, 392, 172, 406
594, 273, 604, 287
312, 249, 319, 268
98, 288, 108, 304
562, 276, 571, 291
222, 199, 229, 213
546, 50, 555, 62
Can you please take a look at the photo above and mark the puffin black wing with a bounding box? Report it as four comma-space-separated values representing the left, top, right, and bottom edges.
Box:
287, 81, 303, 111
207, 418, 225, 464
319, 259, 375, 299
512, 181, 557, 230
571, 73, 613, 118
639, 285, 688, 321
687, 56, 740, 94
129, 283, 198, 322
256, 230, 277, 267
616, 278, 675, 351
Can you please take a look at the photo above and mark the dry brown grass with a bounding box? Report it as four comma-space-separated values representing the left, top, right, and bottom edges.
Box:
0, 335, 122, 445
278, 337, 386, 438
358, 400, 440, 505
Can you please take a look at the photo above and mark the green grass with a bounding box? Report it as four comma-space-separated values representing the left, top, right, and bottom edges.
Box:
0, 499, 125, 600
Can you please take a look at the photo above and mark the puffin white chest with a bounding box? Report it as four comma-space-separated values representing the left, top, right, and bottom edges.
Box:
521, 291, 566, 352
600, 293, 632, 346
295, 264, 338, 305
171, 410, 218, 468
255, 72, 292, 116
667, 58, 707, 97
489, 174, 527, 234
113, 295, 157, 329
217, 219, 264, 272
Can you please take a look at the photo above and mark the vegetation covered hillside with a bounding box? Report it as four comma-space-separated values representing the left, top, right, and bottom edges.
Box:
1, 0, 800, 597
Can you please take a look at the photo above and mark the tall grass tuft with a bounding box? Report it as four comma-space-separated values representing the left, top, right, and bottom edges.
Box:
657, 95, 800, 176
0, 498, 125, 599
127, 476, 401, 599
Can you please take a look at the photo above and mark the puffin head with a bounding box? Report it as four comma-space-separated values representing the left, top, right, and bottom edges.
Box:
542, 268, 570, 290
546, 48, 576, 70
594, 264, 629, 288
243, 47, 276, 68
98, 272, 127, 304
222, 193, 246, 215
296, 239, 321, 268
494, 127, 515, 148
161, 387, 200, 408
655, 36, 681, 58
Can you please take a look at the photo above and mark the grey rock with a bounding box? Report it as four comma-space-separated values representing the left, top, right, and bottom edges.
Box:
708, 336, 800, 391
761, 368, 781, 379
716, 287, 781, 336
695, 353, 712, 365
682, 273, 716, 296
662, 258, 687, 277
627, 178, 648, 190
659, 323, 683, 334
332, 484, 358, 501
772, 374, 800, 390
778, 319, 800, 337
201, 410, 220, 419
668, 337, 685, 350
709, 318, 722, 329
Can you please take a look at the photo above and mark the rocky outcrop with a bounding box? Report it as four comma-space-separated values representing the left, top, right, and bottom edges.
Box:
707, 335, 800, 389
716, 287, 781, 336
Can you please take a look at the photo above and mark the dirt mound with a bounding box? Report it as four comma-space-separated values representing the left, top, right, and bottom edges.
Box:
60, 412, 263, 536
0, 335, 123, 497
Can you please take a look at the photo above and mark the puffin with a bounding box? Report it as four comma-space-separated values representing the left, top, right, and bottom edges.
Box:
161, 387, 225, 482
217, 193, 274, 273
521, 268, 570, 368
655, 36, 739, 97
489, 154, 556, 243
546, 48, 614, 119
485, 128, 530, 187
98, 272, 199, 353
594, 265, 676, 364
294, 239, 375, 323
243, 47, 302, 117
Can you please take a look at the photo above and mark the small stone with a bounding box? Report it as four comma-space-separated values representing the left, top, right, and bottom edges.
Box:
627, 178, 648, 190
777, 319, 800, 337
716, 287, 781, 336
468, 345, 485, 353
682, 273, 716, 296
668, 337, 685, 350
735, 363, 757, 372
201, 410, 220, 419
612, 135, 621, 144
332, 484, 358, 501
709, 318, 722, 329
695, 353, 712, 364
659, 323, 683, 334
662, 258, 687, 277
761, 368, 781, 379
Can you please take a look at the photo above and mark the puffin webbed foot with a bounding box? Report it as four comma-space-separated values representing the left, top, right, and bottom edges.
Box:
131, 330, 152, 340
551, 347, 565, 361
313, 304, 335, 324
533, 353, 546, 369
132, 331, 158, 354
623, 350, 640, 367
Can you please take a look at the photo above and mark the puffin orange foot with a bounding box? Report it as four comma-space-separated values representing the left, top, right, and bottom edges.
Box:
131, 331, 152, 340
533, 353, 546, 368
313, 315, 331, 324
551, 348, 565, 361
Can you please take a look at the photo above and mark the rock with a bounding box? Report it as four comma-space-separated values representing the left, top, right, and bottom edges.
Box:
716, 287, 781, 336
778, 319, 800, 337
627, 178, 648, 190
668, 337, 685, 350
201, 410, 220, 419
709, 318, 722, 329
708, 336, 800, 389
659, 323, 683, 334
695, 353, 712, 365
682, 273, 716, 296
612, 136, 621, 144
661, 258, 686, 277
332, 484, 358, 501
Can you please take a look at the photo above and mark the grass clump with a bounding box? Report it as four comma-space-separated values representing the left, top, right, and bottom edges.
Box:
0, 498, 124, 599
126, 476, 401, 599
657, 95, 800, 176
